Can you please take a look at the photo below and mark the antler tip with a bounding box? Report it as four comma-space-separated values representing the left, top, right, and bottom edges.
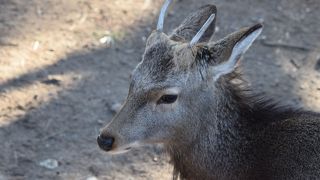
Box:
157, 0, 173, 31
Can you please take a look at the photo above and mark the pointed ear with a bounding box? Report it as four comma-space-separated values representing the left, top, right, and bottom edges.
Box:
207, 23, 263, 81
170, 4, 217, 42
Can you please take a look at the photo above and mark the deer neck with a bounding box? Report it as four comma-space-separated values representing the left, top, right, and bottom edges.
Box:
166, 81, 254, 179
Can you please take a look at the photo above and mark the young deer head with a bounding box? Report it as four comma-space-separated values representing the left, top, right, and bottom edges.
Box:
97, 0, 262, 154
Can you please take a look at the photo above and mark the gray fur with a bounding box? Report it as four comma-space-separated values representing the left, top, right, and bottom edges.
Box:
99, 4, 320, 180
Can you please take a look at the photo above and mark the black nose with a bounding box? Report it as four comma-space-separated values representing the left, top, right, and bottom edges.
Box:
97, 134, 114, 151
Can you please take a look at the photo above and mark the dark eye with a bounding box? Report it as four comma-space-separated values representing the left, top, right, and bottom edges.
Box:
158, 94, 178, 104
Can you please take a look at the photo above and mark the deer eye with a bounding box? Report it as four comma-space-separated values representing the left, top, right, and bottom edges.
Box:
157, 94, 178, 104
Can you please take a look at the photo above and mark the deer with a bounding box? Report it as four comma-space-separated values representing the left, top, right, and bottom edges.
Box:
97, 1, 320, 179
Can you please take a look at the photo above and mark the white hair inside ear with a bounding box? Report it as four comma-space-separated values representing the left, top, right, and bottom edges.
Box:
212, 27, 262, 81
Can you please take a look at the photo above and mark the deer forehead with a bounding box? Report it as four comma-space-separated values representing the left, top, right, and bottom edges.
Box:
130, 61, 186, 93
129, 33, 204, 94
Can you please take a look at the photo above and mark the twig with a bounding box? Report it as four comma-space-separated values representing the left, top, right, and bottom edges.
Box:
0, 42, 18, 46
260, 40, 311, 51
289, 59, 301, 69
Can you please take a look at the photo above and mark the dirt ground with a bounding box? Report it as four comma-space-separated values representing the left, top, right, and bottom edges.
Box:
0, 0, 319, 179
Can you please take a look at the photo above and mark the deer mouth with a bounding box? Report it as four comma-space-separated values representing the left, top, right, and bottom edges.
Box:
105, 146, 133, 155
105, 142, 141, 155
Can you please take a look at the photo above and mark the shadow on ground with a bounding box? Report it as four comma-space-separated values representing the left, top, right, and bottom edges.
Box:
0, 0, 320, 179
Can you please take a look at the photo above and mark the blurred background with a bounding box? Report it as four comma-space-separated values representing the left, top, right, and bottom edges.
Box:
0, 0, 319, 179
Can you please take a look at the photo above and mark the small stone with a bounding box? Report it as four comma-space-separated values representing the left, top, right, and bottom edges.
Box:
153, 157, 158, 162
32, 41, 40, 51
86, 176, 98, 180
39, 159, 59, 169
110, 102, 122, 114
99, 36, 114, 47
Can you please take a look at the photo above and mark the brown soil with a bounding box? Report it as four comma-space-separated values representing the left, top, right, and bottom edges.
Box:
0, 0, 319, 179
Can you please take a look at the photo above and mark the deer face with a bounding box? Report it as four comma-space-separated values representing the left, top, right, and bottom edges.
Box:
97, 1, 262, 154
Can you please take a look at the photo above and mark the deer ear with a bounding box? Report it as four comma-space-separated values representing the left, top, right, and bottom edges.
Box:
170, 4, 217, 42
207, 23, 263, 81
